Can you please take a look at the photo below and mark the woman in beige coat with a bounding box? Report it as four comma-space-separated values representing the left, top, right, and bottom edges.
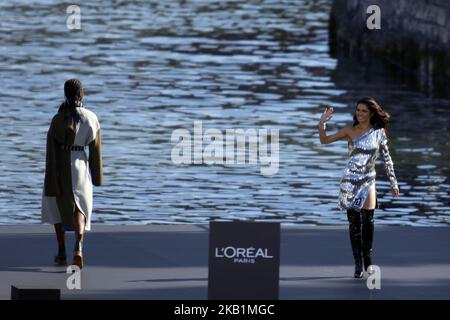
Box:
42, 79, 103, 269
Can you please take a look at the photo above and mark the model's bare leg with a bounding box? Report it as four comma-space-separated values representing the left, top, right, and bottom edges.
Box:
54, 223, 65, 247
72, 208, 85, 269
362, 185, 376, 210
53, 223, 67, 265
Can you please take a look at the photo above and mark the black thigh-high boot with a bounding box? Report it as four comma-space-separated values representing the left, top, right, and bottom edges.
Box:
347, 209, 363, 278
361, 209, 374, 273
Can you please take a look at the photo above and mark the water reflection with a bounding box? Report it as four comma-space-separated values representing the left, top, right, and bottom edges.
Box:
0, 0, 448, 226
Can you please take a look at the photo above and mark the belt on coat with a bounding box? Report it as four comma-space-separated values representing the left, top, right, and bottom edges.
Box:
61, 145, 85, 151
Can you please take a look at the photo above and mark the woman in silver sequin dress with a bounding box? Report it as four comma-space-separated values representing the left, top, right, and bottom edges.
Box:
318, 97, 399, 278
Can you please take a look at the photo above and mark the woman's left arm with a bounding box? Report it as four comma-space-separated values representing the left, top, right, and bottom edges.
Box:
44, 117, 61, 196
89, 128, 103, 186
88, 115, 103, 187
379, 129, 399, 197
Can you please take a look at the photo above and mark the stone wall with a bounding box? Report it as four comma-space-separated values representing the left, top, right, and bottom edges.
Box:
329, 0, 450, 95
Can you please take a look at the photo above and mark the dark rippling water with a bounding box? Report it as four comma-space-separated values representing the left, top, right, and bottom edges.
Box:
0, 0, 449, 226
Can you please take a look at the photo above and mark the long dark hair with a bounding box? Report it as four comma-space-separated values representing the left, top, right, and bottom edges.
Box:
59, 79, 84, 123
353, 96, 390, 135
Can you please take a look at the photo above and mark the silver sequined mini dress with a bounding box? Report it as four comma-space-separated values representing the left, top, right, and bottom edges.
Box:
339, 128, 398, 211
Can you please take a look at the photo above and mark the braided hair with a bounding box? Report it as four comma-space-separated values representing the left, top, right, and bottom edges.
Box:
59, 79, 84, 123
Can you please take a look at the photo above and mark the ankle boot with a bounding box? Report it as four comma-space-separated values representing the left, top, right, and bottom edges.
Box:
347, 209, 363, 278
73, 240, 84, 269
361, 209, 374, 273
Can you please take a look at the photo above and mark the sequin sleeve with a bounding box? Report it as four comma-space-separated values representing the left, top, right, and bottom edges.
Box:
379, 129, 398, 189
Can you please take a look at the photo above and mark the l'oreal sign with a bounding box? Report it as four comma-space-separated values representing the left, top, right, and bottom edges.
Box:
208, 222, 280, 299
214, 246, 274, 264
